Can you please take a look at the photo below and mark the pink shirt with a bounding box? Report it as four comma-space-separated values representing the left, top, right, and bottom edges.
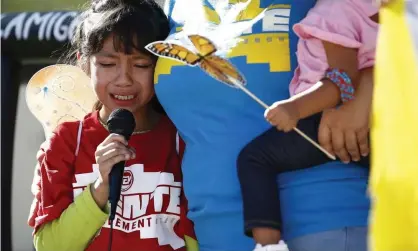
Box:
289, 0, 379, 96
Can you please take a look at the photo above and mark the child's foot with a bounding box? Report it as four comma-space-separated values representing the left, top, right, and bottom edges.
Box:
253, 240, 289, 251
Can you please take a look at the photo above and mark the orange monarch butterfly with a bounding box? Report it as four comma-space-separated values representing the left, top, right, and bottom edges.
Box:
146, 34, 246, 87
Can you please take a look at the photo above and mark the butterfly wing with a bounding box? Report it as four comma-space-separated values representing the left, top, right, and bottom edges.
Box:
146, 41, 201, 66
199, 55, 246, 88
188, 35, 217, 57
25, 64, 96, 139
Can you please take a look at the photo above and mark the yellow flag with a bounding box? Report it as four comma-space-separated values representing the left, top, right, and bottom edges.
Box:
371, 0, 418, 250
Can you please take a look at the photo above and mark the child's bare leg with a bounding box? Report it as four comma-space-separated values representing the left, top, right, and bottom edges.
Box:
253, 227, 281, 245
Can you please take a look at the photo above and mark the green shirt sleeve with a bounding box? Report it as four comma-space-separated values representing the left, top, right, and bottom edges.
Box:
34, 185, 109, 251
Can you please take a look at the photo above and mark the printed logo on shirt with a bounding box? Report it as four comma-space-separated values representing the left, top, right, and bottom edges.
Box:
121, 170, 134, 192
154, 2, 291, 83
72, 164, 185, 250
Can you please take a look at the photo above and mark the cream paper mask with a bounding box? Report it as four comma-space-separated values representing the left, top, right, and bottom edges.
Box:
26, 64, 96, 139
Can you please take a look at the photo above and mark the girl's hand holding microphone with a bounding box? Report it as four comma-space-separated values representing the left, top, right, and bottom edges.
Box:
91, 133, 136, 209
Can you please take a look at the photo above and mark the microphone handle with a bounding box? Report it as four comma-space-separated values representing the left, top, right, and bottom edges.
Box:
108, 161, 126, 221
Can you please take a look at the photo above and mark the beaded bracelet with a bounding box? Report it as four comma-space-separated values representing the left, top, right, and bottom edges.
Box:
323, 68, 355, 103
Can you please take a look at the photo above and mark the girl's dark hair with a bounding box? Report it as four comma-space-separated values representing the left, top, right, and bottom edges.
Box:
68, 0, 169, 113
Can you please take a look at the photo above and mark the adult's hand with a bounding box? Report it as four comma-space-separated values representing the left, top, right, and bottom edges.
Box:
318, 66, 374, 163
318, 100, 370, 163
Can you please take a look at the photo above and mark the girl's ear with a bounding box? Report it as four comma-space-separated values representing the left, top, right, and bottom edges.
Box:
76, 51, 81, 60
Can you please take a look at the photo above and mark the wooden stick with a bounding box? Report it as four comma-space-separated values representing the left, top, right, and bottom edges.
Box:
231, 79, 336, 160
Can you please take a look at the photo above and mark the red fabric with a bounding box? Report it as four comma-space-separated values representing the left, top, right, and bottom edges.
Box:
28, 111, 196, 251
28, 122, 78, 233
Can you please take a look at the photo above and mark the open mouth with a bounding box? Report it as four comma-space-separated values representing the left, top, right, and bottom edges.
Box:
111, 94, 136, 101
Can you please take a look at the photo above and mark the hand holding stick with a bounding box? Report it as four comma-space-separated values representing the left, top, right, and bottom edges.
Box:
229, 77, 336, 160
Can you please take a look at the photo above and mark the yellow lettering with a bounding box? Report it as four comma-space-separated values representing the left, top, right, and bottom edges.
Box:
229, 33, 290, 72
154, 3, 293, 83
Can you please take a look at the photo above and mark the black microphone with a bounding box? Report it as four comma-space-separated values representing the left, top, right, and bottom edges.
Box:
106, 108, 136, 221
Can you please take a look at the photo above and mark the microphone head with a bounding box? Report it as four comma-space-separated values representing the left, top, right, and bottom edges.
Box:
106, 108, 136, 140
